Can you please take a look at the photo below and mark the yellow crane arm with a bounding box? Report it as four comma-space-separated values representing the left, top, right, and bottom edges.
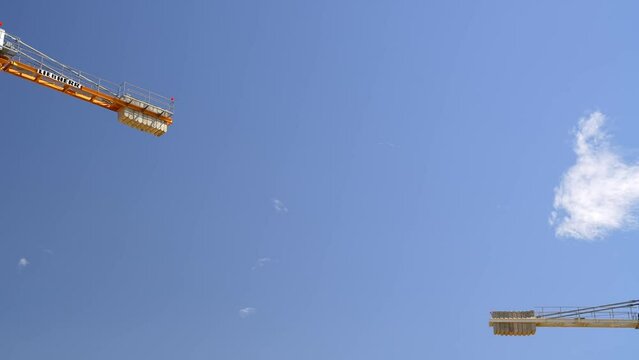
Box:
0, 26, 173, 136
489, 317, 639, 336
489, 300, 639, 336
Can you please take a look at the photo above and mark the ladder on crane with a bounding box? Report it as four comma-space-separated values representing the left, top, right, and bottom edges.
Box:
0, 24, 174, 136
490, 300, 639, 336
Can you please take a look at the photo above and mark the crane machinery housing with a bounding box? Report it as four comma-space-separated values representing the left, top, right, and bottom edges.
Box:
490, 299, 639, 336
0, 24, 173, 136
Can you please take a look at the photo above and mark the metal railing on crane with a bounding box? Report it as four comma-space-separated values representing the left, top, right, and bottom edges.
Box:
0, 23, 174, 136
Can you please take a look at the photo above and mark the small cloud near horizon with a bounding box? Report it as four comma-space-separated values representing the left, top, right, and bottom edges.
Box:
239, 307, 256, 318
377, 141, 400, 149
272, 198, 288, 213
252, 257, 273, 270
18, 257, 29, 270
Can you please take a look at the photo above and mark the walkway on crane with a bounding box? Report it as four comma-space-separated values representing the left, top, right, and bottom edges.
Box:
0, 26, 173, 136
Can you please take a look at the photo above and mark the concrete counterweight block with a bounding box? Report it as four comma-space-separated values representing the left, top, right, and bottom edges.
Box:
490, 311, 537, 336
117, 107, 168, 136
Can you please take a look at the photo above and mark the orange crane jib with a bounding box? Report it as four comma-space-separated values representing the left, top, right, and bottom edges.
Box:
0, 27, 174, 137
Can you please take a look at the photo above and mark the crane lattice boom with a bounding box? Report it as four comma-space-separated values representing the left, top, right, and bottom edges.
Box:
489, 300, 639, 336
0, 25, 173, 136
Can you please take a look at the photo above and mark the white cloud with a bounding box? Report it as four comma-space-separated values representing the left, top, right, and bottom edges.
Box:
272, 198, 288, 213
377, 141, 400, 149
551, 111, 639, 240
238, 307, 256, 318
18, 257, 29, 269
252, 257, 272, 270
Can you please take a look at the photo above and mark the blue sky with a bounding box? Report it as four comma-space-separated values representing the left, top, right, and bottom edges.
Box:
3, 1, 639, 359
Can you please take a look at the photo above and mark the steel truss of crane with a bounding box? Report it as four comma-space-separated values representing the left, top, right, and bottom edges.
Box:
0, 28, 173, 136
490, 300, 639, 336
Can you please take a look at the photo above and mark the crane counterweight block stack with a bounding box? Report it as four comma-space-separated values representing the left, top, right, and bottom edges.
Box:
0, 25, 174, 136
490, 311, 537, 336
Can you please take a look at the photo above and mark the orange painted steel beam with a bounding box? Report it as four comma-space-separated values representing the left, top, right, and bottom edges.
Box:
0, 56, 173, 126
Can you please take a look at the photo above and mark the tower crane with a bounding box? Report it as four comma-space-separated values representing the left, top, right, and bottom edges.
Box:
0, 23, 173, 136
489, 299, 639, 336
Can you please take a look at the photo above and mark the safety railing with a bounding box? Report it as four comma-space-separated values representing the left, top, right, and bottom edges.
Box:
119, 82, 174, 114
3, 32, 174, 114
535, 300, 639, 320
